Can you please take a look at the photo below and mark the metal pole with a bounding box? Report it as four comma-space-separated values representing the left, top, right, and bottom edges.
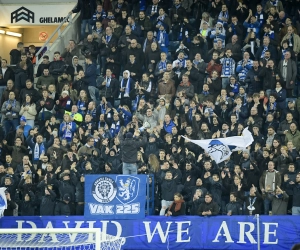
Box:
146, 175, 149, 216
35, 12, 72, 61
256, 214, 260, 250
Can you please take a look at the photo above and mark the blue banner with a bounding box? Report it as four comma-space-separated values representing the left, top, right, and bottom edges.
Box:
0, 216, 299, 249
84, 175, 147, 219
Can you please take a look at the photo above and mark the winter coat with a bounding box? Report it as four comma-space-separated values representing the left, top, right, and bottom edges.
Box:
40, 190, 57, 216
285, 130, 300, 151
49, 60, 65, 78
19, 87, 41, 104
14, 68, 28, 89
224, 201, 243, 215
52, 173, 77, 202
167, 200, 186, 216
118, 131, 147, 163
263, 192, 289, 215
198, 201, 219, 216
55, 201, 71, 215
161, 179, 179, 201
75, 181, 84, 203
278, 59, 297, 89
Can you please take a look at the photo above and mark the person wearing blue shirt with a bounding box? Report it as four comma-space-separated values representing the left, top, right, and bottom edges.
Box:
59, 114, 77, 142
243, 10, 260, 37
17, 116, 32, 138
162, 114, 176, 135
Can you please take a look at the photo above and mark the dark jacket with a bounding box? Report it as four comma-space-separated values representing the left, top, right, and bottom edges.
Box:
198, 201, 219, 216
81, 40, 99, 60
255, 45, 277, 63
75, 181, 84, 203
85, 63, 97, 87
40, 190, 57, 216
4, 200, 17, 216
224, 201, 243, 215
15, 190, 35, 216
54, 201, 71, 215
161, 179, 179, 201
49, 60, 66, 78
98, 76, 119, 99
52, 173, 77, 202
72, 0, 96, 19
19, 86, 41, 104
14, 68, 28, 89
0, 67, 15, 86
118, 131, 147, 163
286, 183, 300, 207
238, 191, 263, 215
245, 67, 262, 94
167, 200, 186, 216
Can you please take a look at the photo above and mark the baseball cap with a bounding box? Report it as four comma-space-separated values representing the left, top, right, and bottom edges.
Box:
20, 116, 26, 122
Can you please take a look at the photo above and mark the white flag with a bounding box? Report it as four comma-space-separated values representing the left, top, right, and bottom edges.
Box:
0, 187, 7, 217
182, 127, 254, 164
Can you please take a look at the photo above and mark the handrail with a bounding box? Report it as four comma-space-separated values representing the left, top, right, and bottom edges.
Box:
35, 12, 72, 61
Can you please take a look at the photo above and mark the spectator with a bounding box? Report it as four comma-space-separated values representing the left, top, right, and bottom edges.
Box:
1, 92, 20, 137
19, 95, 37, 128
49, 52, 65, 82
118, 127, 147, 174
36, 68, 55, 95
70, 0, 96, 43
197, 193, 219, 216
165, 192, 186, 216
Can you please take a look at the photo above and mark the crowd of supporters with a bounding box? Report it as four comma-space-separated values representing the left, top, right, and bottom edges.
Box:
0, 0, 300, 217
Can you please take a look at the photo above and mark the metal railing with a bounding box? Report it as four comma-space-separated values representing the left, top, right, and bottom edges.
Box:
34, 4, 80, 72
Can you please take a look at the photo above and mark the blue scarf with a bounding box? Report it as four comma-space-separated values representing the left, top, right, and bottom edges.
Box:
110, 121, 120, 137
281, 49, 286, 60
231, 23, 236, 35
77, 100, 86, 115
158, 30, 166, 46
261, 46, 268, 58
34, 142, 45, 161
230, 83, 239, 93
188, 108, 195, 121
267, 102, 277, 113
5, 99, 17, 116
100, 103, 106, 114
63, 122, 73, 141
158, 60, 167, 71
265, 31, 275, 40
202, 91, 210, 96
87, 108, 96, 120
132, 95, 145, 112
106, 35, 111, 43
120, 77, 131, 97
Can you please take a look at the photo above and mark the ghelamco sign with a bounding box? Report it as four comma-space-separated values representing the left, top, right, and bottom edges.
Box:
0, 4, 75, 26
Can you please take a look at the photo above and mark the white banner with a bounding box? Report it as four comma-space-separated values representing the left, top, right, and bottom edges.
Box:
182, 127, 254, 164
0, 4, 75, 26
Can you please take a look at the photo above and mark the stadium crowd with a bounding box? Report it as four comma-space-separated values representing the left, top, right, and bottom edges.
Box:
0, 0, 300, 217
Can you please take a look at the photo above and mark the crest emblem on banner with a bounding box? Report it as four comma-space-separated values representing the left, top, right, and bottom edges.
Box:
208, 140, 231, 162
116, 175, 139, 204
92, 177, 117, 203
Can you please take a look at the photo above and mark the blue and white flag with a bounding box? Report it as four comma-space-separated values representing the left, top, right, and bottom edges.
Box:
0, 187, 7, 217
182, 127, 254, 163
85, 175, 147, 219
